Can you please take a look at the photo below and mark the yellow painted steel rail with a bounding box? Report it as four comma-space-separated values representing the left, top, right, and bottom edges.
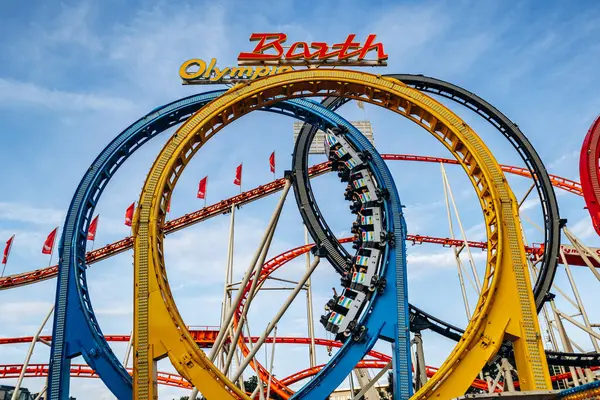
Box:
132, 69, 551, 399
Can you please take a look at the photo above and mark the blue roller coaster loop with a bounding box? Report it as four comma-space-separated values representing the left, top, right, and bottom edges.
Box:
277, 99, 411, 399
48, 91, 411, 399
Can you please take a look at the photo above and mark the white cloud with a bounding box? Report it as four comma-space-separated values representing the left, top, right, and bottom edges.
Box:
0, 78, 138, 112
568, 216, 595, 241
407, 248, 487, 281
548, 150, 579, 169
43, 2, 103, 52
0, 301, 53, 320
0, 202, 64, 225
106, 3, 230, 99
520, 198, 540, 212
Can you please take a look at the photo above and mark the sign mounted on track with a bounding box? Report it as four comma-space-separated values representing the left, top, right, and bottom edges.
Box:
179, 33, 387, 84
237, 33, 388, 66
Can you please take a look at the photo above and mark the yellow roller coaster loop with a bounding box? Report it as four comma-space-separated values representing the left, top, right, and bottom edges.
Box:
132, 69, 551, 399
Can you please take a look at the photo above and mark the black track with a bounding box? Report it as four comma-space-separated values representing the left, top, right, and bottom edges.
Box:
292, 75, 596, 368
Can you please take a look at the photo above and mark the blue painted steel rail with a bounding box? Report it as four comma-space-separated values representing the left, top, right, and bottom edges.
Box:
48, 92, 411, 399
282, 99, 411, 399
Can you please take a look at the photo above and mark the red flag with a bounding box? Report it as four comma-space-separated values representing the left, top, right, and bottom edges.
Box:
234, 163, 243, 186
125, 202, 135, 227
197, 176, 208, 199
42, 228, 58, 255
87, 215, 99, 241
166, 199, 171, 213
2, 235, 15, 265
269, 152, 275, 173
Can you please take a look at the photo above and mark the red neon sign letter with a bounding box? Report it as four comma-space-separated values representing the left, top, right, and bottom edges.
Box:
238, 33, 287, 61
237, 33, 388, 64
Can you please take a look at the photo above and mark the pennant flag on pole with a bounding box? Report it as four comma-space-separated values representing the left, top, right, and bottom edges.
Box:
87, 215, 99, 241
197, 176, 208, 199
125, 202, 135, 227
42, 228, 58, 255
234, 164, 243, 186
269, 152, 276, 173
2, 235, 15, 265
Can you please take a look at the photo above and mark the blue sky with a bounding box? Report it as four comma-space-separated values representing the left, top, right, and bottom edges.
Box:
1, 0, 600, 398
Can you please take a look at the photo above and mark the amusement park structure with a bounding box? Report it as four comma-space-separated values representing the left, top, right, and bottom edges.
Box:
1, 33, 600, 400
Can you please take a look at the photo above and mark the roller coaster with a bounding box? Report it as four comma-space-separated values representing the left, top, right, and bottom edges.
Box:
1, 66, 600, 400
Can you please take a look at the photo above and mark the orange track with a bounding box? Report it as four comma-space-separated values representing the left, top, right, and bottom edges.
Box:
0, 154, 587, 291
3, 330, 585, 393
0, 363, 192, 390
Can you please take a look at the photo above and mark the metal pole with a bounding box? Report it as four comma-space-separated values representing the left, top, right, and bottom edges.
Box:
33, 385, 47, 400
351, 361, 392, 400
233, 256, 320, 382
349, 369, 356, 397
191, 205, 238, 399
265, 324, 277, 400
564, 227, 600, 283
555, 309, 600, 340
304, 225, 317, 368
224, 207, 280, 372
190, 204, 238, 400
501, 358, 515, 392
354, 368, 380, 400
413, 332, 427, 390
123, 330, 133, 368
550, 299, 581, 385
242, 320, 265, 400
518, 182, 536, 209
441, 164, 472, 319
489, 370, 503, 394
222, 204, 237, 369
11, 304, 55, 400
441, 164, 482, 291
558, 248, 600, 351
210, 180, 291, 361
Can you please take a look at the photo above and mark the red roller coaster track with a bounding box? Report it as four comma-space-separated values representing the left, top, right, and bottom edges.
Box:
580, 115, 600, 236
0, 154, 590, 292
3, 330, 587, 393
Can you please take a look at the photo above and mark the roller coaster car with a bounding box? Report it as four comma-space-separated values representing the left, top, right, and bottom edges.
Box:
357, 207, 382, 229
337, 169, 350, 182
329, 126, 349, 136
326, 133, 367, 171
350, 248, 381, 292
344, 320, 368, 342
358, 150, 372, 161
340, 272, 352, 288
324, 296, 339, 312
349, 201, 362, 214
328, 290, 368, 338
377, 187, 390, 200
370, 276, 387, 294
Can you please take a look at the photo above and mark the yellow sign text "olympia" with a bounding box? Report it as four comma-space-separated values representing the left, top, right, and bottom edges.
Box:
179, 58, 293, 84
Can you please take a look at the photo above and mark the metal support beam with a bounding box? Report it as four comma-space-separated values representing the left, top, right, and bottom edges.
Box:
354, 368, 380, 400
413, 332, 428, 390
304, 225, 317, 369
11, 305, 54, 400
501, 358, 515, 392
232, 256, 320, 382
210, 180, 291, 361
351, 361, 392, 400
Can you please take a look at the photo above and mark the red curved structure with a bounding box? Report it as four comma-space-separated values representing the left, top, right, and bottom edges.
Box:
580, 115, 600, 235
0, 363, 192, 389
